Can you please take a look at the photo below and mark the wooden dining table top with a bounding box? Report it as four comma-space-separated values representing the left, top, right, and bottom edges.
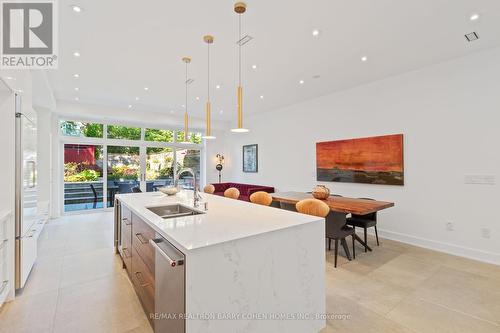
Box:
272, 191, 395, 215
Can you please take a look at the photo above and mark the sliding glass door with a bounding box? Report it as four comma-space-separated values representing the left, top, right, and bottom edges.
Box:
60, 120, 203, 213
63, 144, 104, 212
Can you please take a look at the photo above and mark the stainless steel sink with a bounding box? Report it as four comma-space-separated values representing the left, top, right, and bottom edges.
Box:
147, 204, 204, 219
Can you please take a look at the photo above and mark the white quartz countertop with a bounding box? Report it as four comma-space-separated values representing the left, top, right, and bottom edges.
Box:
116, 191, 321, 252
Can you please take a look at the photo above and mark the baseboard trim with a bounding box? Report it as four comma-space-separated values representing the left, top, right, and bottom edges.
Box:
365, 228, 500, 266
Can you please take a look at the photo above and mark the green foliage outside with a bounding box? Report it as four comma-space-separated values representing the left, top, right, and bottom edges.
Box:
108, 165, 139, 180
64, 162, 101, 182
107, 125, 141, 140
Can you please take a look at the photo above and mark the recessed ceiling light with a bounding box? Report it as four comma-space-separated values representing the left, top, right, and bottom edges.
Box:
299, 80, 305, 84
16, 89, 24, 93
216, 84, 221, 89
181, 104, 185, 108
361, 56, 368, 62
252, 64, 257, 69
312, 29, 320, 37
195, 96, 200, 100
219, 110, 224, 114
74, 87, 79, 91
135, 97, 140, 101
74, 97, 79, 101
73, 73, 79, 78
144, 87, 149, 91
470, 13, 480, 21
4, 76, 15, 80
128, 104, 132, 109
260, 95, 264, 99
73, 51, 80, 57
71, 5, 83, 13
170, 110, 174, 114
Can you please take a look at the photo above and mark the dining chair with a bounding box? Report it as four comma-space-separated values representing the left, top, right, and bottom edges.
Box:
346, 197, 379, 252
295, 199, 330, 218
326, 212, 356, 267
224, 187, 240, 199
132, 186, 142, 193
250, 191, 273, 206
204, 184, 215, 194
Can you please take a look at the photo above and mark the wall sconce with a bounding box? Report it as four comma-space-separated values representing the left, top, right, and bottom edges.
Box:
216, 154, 224, 183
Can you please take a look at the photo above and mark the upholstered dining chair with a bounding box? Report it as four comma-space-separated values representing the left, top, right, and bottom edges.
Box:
224, 187, 240, 199
204, 184, 215, 194
249, 191, 273, 206
346, 197, 379, 252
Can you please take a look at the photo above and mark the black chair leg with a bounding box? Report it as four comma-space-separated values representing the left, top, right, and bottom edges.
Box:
352, 234, 356, 259
374, 225, 380, 246
328, 238, 331, 251
364, 228, 368, 252
334, 239, 339, 268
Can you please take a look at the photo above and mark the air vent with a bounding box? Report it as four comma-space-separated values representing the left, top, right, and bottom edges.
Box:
185, 78, 194, 85
237, 35, 253, 46
465, 32, 480, 42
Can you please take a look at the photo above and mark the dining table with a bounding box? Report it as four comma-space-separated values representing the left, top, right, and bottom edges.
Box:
271, 191, 395, 256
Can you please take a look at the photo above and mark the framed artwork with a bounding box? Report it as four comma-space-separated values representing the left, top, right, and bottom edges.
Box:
316, 134, 404, 185
243, 144, 258, 173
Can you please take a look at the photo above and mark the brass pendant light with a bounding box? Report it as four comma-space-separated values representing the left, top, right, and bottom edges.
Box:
202, 35, 216, 139
230, 2, 249, 133
181, 56, 192, 144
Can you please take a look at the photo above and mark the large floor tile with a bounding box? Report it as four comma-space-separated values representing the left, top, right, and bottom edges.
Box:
53, 274, 148, 333
411, 266, 500, 325
0, 290, 58, 333
387, 297, 500, 333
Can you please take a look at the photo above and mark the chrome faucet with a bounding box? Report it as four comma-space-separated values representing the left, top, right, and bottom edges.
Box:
175, 167, 202, 207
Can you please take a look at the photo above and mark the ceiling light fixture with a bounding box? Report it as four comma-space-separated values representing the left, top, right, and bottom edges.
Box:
299, 80, 305, 84
74, 87, 79, 91
202, 35, 216, 140
181, 57, 193, 144
71, 5, 82, 13
312, 29, 320, 37
135, 97, 140, 101
361, 56, 368, 62
231, 2, 250, 133
73, 51, 80, 57
4, 76, 15, 80
73, 74, 79, 78
128, 105, 132, 109
219, 110, 224, 114
260, 95, 264, 99
144, 87, 149, 91
195, 96, 200, 100
216, 84, 221, 89
74, 97, 79, 101
470, 13, 480, 21
252, 64, 257, 69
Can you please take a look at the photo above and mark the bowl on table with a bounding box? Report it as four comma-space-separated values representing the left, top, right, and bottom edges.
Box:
158, 186, 178, 196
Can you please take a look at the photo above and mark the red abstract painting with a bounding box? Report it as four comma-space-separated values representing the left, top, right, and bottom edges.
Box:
316, 134, 404, 185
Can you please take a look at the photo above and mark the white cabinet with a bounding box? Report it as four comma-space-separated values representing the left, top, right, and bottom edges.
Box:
0, 212, 11, 306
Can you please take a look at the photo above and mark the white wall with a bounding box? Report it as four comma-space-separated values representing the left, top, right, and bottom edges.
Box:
217, 47, 500, 265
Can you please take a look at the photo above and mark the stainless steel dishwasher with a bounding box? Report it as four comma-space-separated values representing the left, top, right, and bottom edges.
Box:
149, 234, 186, 333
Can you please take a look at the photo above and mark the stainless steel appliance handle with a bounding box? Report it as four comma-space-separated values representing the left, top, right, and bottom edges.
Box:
149, 239, 184, 267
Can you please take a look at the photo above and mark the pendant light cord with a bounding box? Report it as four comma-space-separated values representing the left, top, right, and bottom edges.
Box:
207, 42, 210, 102
185, 61, 188, 113
238, 13, 242, 87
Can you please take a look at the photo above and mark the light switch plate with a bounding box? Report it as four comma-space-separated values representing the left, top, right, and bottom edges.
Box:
464, 175, 496, 185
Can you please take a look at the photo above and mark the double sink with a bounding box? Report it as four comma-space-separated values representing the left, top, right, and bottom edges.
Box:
147, 204, 204, 219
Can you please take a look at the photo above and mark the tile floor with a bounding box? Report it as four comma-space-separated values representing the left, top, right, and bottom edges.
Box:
1, 211, 499, 333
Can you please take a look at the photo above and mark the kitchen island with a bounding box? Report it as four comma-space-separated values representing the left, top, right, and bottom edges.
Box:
115, 191, 325, 333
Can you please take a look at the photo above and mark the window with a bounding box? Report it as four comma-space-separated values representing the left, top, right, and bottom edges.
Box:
60, 121, 103, 138
145, 128, 174, 142
176, 131, 202, 144
107, 125, 141, 140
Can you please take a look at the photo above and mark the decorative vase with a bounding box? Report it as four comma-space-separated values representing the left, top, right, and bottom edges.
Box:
312, 185, 330, 200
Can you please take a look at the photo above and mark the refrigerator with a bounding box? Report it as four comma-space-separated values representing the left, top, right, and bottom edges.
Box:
14, 93, 41, 290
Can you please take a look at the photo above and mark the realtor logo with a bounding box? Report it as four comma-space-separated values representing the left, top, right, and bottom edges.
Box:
1, 0, 58, 69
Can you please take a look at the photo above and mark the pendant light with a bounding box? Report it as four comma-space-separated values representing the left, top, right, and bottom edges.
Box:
181, 56, 192, 144
202, 35, 216, 139
230, 2, 249, 133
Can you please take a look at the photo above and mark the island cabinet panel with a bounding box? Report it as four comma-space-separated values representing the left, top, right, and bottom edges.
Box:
132, 213, 156, 275
119, 205, 133, 273
131, 246, 155, 322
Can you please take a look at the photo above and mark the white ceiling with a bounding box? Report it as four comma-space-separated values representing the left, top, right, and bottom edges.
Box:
48, 0, 500, 121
